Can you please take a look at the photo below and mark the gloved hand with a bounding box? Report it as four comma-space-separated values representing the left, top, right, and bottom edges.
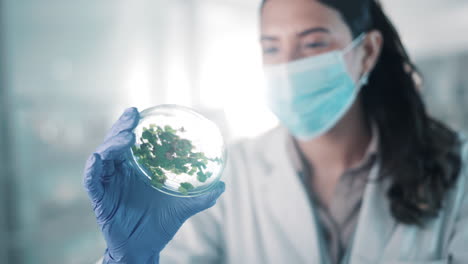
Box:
83, 107, 225, 264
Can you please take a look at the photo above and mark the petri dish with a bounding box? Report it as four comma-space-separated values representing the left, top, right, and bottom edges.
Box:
127, 104, 227, 197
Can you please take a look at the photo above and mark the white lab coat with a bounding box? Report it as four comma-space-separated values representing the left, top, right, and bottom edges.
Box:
159, 126, 468, 264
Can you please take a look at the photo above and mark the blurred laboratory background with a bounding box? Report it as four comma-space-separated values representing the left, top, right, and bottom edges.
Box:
0, 0, 467, 263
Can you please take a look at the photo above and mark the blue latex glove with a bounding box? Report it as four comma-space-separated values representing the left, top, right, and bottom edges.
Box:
83, 107, 226, 264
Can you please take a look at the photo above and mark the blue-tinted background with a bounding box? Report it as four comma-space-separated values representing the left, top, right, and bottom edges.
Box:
0, 0, 467, 263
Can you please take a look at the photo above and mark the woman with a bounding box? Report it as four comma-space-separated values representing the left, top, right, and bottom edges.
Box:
85, 0, 468, 263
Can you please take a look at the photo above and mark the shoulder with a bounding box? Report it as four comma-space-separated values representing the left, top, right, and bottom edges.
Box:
226, 125, 287, 164
219, 125, 288, 186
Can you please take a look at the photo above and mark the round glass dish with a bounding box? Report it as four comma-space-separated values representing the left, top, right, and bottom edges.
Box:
127, 104, 227, 197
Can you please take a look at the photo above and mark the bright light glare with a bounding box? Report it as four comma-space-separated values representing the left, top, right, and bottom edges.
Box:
199, 31, 278, 139
125, 47, 153, 109
165, 55, 192, 106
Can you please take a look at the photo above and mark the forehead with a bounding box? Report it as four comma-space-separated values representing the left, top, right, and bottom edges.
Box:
260, 0, 350, 36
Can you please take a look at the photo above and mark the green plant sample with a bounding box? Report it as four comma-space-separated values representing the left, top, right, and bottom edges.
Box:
131, 124, 222, 194
178, 182, 194, 195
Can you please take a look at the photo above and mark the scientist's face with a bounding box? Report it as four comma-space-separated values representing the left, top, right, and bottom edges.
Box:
260, 0, 382, 82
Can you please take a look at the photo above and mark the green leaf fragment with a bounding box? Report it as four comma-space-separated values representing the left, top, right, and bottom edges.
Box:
180, 182, 194, 189
178, 182, 194, 195
151, 177, 165, 189
164, 125, 177, 134
178, 187, 188, 195
188, 167, 197, 175
132, 124, 220, 186
197, 171, 207, 182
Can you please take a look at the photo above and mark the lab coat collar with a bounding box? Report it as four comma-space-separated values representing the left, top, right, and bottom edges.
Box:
260, 125, 397, 264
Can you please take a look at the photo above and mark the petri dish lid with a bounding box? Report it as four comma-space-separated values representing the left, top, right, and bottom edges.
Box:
127, 104, 227, 197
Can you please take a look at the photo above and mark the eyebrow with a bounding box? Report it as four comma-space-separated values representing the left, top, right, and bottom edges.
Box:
260, 27, 330, 41
298, 27, 330, 37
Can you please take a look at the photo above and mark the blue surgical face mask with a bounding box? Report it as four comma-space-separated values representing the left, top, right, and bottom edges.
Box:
263, 33, 369, 141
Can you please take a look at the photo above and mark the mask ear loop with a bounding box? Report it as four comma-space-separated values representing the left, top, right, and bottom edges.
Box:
359, 71, 370, 86
343, 32, 370, 88
343, 32, 367, 54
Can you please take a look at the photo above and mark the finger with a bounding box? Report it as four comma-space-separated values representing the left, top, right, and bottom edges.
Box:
83, 153, 104, 204
104, 107, 140, 141
192, 181, 226, 212
96, 130, 135, 161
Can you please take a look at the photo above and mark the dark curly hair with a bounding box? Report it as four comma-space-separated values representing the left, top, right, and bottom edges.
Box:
261, 0, 462, 226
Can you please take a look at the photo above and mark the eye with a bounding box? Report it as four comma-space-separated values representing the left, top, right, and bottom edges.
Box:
263, 47, 279, 54
304, 42, 328, 49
